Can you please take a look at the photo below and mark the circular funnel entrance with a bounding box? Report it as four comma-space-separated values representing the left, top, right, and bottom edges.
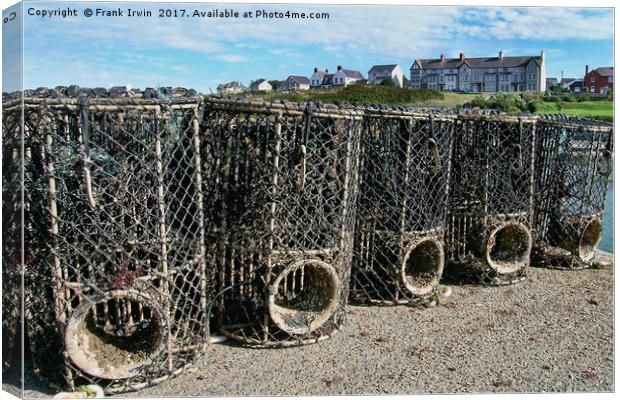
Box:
268, 259, 340, 336
578, 218, 602, 262
401, 238, 444, 297
486, 222, 532, 274
65, 290, 168, 380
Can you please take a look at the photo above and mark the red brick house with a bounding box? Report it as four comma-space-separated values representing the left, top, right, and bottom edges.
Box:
584, 65, 613, 95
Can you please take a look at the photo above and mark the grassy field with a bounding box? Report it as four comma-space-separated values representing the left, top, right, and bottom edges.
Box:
533, 100, 613, 121
250, 87, 613, 121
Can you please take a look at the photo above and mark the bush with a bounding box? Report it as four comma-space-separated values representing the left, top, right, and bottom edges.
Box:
562, 95, 576, 102
470, 96, 489, 108
545, 95, 559, 103
379, 78, 396, 87
527, 100, 543, 113
521, 92, 540, 103
263, 84, 444, 105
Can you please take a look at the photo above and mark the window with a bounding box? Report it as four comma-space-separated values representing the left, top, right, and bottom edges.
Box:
591, 76, 595, 83
488, 68, 494, 73
514, 68, 519, 74
591, 86, 595, 93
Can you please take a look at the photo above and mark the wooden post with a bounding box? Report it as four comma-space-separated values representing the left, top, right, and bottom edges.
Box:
264, 112, 283, 342
154, 106, 172, 370
191, 107, 208, 349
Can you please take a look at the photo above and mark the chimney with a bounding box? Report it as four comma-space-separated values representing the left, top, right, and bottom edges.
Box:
585, 65, 589, 75
326, 69, 329, 73
337, 65, 342, 71
440, 54, 445, 62
499, 50, 504, 60
314, 67, 318, 73
459, 52, 464, 61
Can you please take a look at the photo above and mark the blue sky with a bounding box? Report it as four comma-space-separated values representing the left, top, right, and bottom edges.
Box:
3, 2, 614, 93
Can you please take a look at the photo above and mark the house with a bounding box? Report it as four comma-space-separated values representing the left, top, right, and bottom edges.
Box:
568, 80, 583, 94
560, 78, 577, 89
249, 79, 272, 92
310, 68, 326, 88
410, 50, 546, 93
321, 73, 335, 88
332, 66, 365, 87
584, 65, 613, 95
310, 68, 336, 89
217, 81, 246, 94
546, 77, 558, 89
368, 64, 404, 87
277, 75, 310, 92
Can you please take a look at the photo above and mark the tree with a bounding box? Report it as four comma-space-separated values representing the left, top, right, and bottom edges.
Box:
380, 78, 396, 87
268, 80, 284, 89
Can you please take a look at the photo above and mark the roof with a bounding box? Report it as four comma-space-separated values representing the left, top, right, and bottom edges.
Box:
368, 64, 399, 73
312, 70, 327, 79
569, 80, 583, 87
560, 78, 576, 84
340, 69, 365, 79
411, 55, 543, 71
595, 67, 614, 77
289, 75, 310, 84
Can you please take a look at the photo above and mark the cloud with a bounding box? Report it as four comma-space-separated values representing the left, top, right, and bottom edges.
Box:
470, 8, 613, 41
214, 54, 248, 63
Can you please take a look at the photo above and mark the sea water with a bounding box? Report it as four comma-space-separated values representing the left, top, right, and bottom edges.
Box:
600, 180, 614, 253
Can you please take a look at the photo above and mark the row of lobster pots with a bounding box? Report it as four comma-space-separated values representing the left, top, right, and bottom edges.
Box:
1, 97, 612, 395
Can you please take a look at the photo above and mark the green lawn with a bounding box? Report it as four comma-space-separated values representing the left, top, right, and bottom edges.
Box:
420, 92, 479, 107
534, 101, 613, 122
250, 88, 613, 121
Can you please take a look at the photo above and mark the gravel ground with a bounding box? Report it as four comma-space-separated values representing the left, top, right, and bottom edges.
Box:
4, 264, 614, 398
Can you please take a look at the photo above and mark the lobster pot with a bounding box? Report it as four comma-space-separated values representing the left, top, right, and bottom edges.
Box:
445, 115, 537, 285
202, 99, 362, 347
350, 111, 454, 305
2, 103, 24, 374
532, 116, 613, 269
15, 97, 208, 394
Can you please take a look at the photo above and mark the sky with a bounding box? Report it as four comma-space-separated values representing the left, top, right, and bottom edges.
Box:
2, 2, 615, 93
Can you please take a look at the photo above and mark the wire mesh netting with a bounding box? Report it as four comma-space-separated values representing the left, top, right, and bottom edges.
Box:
201, 98, 362, 347
444, 115, 537, 285
3, 96, 209, 393
532, 115, 613, 269
350, 110, 454, 305
2, 102, 24, 373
